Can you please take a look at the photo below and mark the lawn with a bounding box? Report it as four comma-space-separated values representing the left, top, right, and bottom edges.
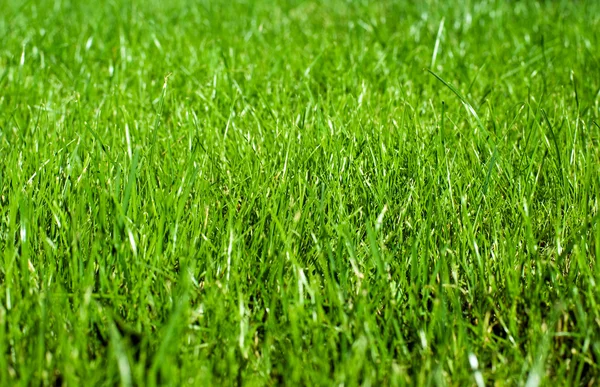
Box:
1, 0, 600, 385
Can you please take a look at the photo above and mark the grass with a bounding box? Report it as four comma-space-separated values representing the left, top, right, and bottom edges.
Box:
1, 0, 600, 385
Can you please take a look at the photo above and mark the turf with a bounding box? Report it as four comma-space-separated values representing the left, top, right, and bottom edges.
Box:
1, 0, 600, 385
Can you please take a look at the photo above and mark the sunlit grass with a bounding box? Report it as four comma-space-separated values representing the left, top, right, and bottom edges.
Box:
1, 0, 600, 384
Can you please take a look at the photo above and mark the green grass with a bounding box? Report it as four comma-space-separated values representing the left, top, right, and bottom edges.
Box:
1, 0, 600, 385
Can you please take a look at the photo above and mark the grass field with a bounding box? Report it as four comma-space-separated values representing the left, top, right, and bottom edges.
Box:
1, 0, 600, 385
